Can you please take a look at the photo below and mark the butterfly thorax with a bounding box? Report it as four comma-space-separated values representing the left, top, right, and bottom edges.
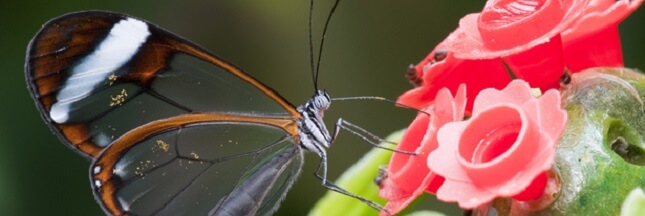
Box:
296, 90, 332, 157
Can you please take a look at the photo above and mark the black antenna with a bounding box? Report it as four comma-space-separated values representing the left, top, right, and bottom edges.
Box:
314, 0, 341, 88
308, 0, 341, 91
308, 0, 318, 91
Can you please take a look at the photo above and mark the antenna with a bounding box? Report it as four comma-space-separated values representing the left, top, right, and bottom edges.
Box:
308, 0, 317, 90
314, 0, 341, 88
332, 96, 432, 116
308, 0, 341, 91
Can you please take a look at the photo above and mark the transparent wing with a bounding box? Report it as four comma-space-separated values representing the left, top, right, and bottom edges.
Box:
25, 11, 298, 158
90, 114, 303, 216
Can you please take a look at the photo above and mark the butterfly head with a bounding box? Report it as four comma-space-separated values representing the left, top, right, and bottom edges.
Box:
312, 90, 331, 111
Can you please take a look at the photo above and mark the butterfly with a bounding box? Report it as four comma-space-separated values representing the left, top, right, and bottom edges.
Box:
25, 5, 397, 215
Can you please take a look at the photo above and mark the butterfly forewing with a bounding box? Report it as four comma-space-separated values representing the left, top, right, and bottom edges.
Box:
26, 11, 298, 158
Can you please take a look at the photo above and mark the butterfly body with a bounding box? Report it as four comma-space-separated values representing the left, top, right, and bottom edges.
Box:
26, 11, 334, 216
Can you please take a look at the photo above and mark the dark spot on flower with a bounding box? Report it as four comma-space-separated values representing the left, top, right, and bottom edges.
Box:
463, 209, 473, 216
405, 64, 423, 87
559, 70, 571, 85
374, 166, 389, 187
434, 49, 448, 62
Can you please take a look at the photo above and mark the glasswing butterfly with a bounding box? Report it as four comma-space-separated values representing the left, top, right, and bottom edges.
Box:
25, 2, 403, 215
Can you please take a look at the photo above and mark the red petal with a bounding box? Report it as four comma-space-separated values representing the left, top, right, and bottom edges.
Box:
457, 105, 540, 188
562, 0, 643, 40
472, 80, 534, 115
388, 113, 430, 175
502, 35, 565, 90
397, 52, 511, 113
429, 80, 566, 207
478, 0, 564, 51
446, 0, 590, 59
397, 86, 434, 110
512, 171, 549, 201
425, 175, 445, 194
562, 0, 644, 71
382, 87, 467, 214
564, 25, 623, 72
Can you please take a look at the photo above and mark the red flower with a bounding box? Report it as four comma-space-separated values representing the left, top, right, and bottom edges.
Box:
399, 0, 643, 114
379, 85, 467, 215
427, 80, 567, 209
562, 0, 644, 72
445, 0, 590, 90
398, 0, 591, 112
394, 0, 642, 210
398, 42, 510, 112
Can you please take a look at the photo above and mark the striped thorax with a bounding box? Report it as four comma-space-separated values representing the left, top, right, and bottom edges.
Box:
297, 90, 332, 157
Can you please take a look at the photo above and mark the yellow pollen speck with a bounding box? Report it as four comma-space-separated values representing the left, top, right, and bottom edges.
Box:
156, 140, 170, 152
109, 89, 128, 106
108, 74, 118, 85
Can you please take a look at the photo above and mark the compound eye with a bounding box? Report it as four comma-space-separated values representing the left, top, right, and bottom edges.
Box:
313, 90, 331, 110
318, 97, 331, 110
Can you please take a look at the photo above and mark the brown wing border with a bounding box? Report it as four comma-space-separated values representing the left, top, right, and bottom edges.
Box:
25, 11, 300, 159
88, 112, 300, 215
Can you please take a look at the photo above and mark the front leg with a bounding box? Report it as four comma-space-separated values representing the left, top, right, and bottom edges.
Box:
332, 118, 416, 155
313, 154, 392, 215
329, 118, 344, 146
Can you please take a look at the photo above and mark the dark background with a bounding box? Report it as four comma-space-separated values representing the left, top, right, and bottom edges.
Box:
0, 1, 643, 215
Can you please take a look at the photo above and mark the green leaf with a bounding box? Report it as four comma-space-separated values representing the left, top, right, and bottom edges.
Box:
309, 129, 405, 216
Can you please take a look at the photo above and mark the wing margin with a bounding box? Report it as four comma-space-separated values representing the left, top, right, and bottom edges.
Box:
25, 11, 300, 158
89, 113, 301, 215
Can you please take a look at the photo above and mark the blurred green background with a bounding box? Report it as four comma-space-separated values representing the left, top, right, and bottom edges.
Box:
0, 1, 643, 215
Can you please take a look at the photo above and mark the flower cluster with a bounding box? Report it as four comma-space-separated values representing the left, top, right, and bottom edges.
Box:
380, 0, 643, 214
398, 0, 643, 112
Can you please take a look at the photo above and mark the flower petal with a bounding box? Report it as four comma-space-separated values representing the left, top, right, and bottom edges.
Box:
472, 80, 535, 115
562, 0, 644, 71
436, 178, 497, 209
501, 35, 565, 90
381, 86, 468, 214
428, 121, 470, 181
534, 89, 568, 143
562, 0, 644, 40
429, 80, 567, 208
388, 114, 430, 174
477, 0, 565, 51
397, 50, 510, 113
446, 0, 590, 59
398, 86, 435, 110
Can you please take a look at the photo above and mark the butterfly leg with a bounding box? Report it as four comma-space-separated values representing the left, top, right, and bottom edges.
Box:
319, 148, 329, 185
313, 157, 392, 215
331, 118, 415, 155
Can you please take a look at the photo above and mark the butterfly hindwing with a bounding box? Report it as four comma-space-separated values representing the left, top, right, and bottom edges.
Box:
90, 113, 304, 216
25, 11, 299, 158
